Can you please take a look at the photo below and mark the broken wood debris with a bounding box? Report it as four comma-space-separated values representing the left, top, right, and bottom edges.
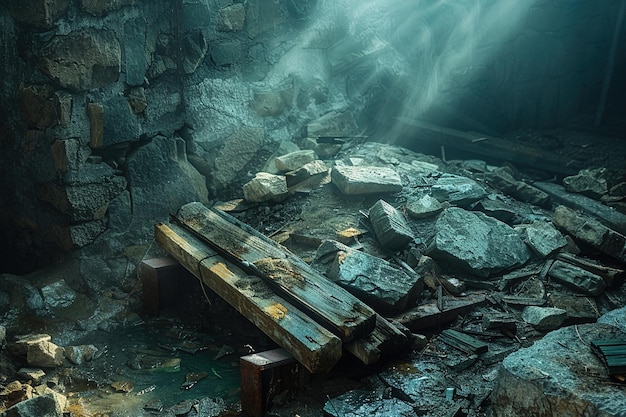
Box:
344, 315, 411, 365
552, 205, 626, 263
555, 252, 624, 288
547, 260, 606, 296
591, 339, 626, 376
534, 181, 626, 236
439, 329, 489, 354
482, 313, 517, 333
398, 119, 582, 175
392, 294, 488, 332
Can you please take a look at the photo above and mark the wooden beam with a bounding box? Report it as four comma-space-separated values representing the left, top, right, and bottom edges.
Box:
155, 222, 342, 374
399, 119, 582, 176
439, 329, 489, 354
173, 202, 377, 342
344, 315, 410, 365
533, 181, 626, 236
392, 294, 487, 331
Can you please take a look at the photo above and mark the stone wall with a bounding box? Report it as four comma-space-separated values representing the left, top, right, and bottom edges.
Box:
0, 0, 622, 291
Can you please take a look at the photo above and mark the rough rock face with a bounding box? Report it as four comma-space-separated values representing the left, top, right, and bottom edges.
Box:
36, 164, 127, 222
313, 240, 423, 312
211, 126, 265, 190
426, 208, 531, 277
17, 84, 60, 130
27, 341, 65, 368
492, 318, 626, 417
125, 135, 208, 239
39, 29, 121, 91
80, 0, 135, 16
10, 0, 70, 29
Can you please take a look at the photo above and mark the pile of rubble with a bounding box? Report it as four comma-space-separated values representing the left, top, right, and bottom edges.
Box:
227, 139, 626, 416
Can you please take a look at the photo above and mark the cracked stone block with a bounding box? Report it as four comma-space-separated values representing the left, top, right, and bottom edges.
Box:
275, 150, 316, 172
427, 208, 531, 278
243, 172, 288, 203
38, 28, 121, 91
516, 221, 568, 258
431, 174, 487, 208
521, 306, 567, 333
405, 194, 444, 219
369, 199, 414, 250
313, 240, 422, 312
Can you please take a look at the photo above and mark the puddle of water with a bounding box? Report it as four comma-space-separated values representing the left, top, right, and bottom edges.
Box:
65, 317, 244, 416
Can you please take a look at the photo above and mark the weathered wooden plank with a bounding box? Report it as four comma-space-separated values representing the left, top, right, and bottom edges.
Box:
344, 315, 410, 365
556, 252, 624, 288
155, 221, 342, 373
591, 339, 626, 375
173, 202, 377, 342
440, 329, 489, 354
398, 119, 582, 176
392, 294, 487, 331
534, 181, 626, 236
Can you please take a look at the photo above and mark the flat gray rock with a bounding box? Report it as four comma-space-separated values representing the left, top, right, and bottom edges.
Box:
430, 174, 487, 207
313, 240, 422, 312
331, 165, 402, 195
516, 221, 567, 258
521, 306, 567, 332
324, 387, 415, 417
405, 194, 444, 219
426, 208, 531, 278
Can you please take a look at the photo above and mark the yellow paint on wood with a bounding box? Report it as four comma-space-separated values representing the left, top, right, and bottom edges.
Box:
265, 303, 288, 320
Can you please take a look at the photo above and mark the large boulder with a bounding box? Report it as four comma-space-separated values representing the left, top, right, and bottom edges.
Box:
125, 135, 208, 239
426, 208, 531, 277
492, 320, 626, 417
39, 29, 121, 91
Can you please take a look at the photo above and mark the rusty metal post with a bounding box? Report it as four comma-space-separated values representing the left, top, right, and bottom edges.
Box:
240, 348, 304, 417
